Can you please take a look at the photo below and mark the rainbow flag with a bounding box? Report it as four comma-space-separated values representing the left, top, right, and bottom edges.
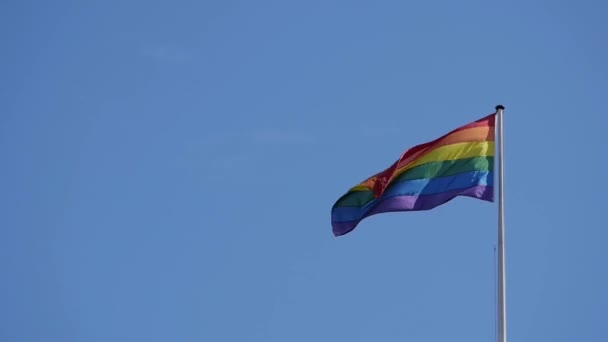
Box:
331, 114, 495, 236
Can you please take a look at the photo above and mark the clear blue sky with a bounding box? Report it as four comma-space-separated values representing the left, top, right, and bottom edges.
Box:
2, 1, 607, 341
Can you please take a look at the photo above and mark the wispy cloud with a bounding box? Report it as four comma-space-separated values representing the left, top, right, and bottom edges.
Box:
250, 128, 318, 145
199, 123, 406, 150
209, 153, 252, 171
200, 127, 319, 147
140, 45, 193, 64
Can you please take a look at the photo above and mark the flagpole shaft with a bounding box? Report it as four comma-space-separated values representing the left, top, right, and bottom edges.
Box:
496, 105, 506, 342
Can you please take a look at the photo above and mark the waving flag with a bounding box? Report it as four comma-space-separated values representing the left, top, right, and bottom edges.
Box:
331, 114, 495, 236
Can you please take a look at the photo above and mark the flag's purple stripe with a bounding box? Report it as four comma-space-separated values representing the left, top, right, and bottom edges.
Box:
332, 185, 493, 236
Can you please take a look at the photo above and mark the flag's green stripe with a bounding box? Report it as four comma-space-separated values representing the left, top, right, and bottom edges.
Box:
391, 156, 493, 183
333, 156, 493, 208
333, 190, 376, 209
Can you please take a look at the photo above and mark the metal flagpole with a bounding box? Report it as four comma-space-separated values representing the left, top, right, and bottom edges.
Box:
495, 105, 507, 342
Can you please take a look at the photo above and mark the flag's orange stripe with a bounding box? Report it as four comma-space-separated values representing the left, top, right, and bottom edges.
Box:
394, 126, 494, 171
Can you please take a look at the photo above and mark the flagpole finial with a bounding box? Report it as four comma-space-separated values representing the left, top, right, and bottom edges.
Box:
495, 105, 505, 111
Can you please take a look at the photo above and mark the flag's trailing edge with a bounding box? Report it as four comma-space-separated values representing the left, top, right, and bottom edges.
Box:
331, 114, 496, 236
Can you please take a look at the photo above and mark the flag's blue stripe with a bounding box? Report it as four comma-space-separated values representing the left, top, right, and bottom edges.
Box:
331, 170, 491, 223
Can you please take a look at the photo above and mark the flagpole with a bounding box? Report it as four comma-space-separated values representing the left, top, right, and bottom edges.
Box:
495, 105, 507, 342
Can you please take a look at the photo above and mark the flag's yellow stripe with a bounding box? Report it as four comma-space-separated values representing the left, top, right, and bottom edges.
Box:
393, 141, 494, 179
349, 141, 494, 192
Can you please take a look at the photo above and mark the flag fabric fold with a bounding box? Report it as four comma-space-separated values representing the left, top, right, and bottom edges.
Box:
331, 113, 495, 236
